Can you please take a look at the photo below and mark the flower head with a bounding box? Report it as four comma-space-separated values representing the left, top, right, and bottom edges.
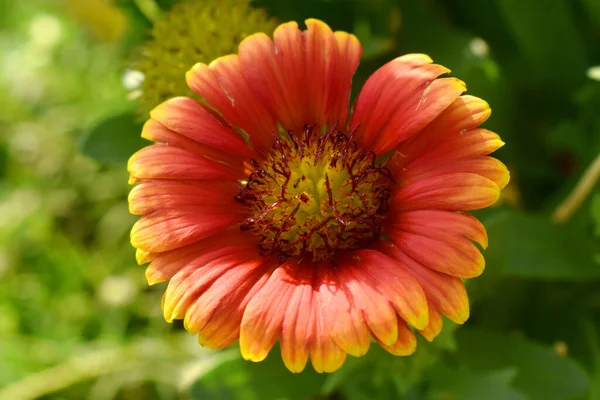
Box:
128, 19, 509, 373
131, 0, 277, 115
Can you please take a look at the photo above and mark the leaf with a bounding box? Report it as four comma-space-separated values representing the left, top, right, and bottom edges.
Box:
426, 366, 527, 400
483, 209, 600, 279
456, 328, 590, 400
80, 112, 147, 165
187, 348, 327, 400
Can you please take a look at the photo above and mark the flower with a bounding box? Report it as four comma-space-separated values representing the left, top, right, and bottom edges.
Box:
128, 19, 509, 373
131, 0, 277, 115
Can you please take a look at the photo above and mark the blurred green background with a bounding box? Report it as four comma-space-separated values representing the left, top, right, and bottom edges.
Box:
0, 0, 599, 399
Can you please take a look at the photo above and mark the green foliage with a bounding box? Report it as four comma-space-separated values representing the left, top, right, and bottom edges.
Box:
80, 113, 147, 165
1, 0, 599, 399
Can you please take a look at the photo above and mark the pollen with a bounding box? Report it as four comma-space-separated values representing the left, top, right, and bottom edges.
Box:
236, 125, 394, 262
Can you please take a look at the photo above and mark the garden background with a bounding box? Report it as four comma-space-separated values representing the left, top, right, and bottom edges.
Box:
1, 0, 599, 399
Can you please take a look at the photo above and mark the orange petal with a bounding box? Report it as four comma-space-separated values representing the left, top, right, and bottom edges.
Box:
144, 228, 257, 285
149, 97, 255, 158
392, 173, 501, 211
352, 54, 465, 155
334, 262, 399, 346
345, 250, 430, 330
240, 263, 298, 363
403, 156, 510, 191
186, 58, 277, 153
128, 180, 240, 215
279, 266, 316, 373
387, 210, 488, 249
310, 268, 348, 373
376, 240, 470, 324
385, 222, 485, 279
141, 120, 246, 172
238, 20, 361, 133
128, 144, 244, 181
130, 205, 244, 253
321, 268, 371, 358
185, 257, 276, 350
394, 95, 492, 163
418, 302, 444, 341
162, 246, 260, 322
375, 320, 417, 356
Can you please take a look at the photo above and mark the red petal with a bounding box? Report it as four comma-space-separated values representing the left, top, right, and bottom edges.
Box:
186, 57, 277, 153
393, 95, 492, 163
402, 156, 510, 191
376, 240, 470, 324
131, 206, 245, 253
240, 263, 299, 363
162, 245, 261, 322
385, 214, 485, 278
237, 20, 361, 133
141, 120, 246, 172
352, 54, 465, 155
145, 228, 257, 285
128, 180, 240, 215
392, 172, 501, 211
334, 262, 399, 346
184, 257, 277, 350
128, 145, 244, 182
280, 266, 317, 373
149, 97, 255, 158
375, 320, 417, 356
343, 250, 430, 330
418, 302, 443, 341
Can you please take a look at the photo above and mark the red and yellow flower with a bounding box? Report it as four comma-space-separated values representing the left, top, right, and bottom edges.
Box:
128, 19, 509, 373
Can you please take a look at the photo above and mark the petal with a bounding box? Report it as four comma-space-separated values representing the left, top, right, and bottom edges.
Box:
128, 180, 240, 215
392, 173, 501, 211
344, 250, 430, 330
418, 302, 443, 342
394, 95, 492, 162
238, 20, 361, 133
144, 228, 257, 285
186, 57, 277, 153
310, 267, 348, 373
385, 214, 485, 278
128, 145, 244, 182
387, 210, 488, 249
141, 120, 246, 172
131, 205, 245, 253
403, 156, 510, 191
150, 97, 255, 158
162, 245, 259, 322
322, 268, 371, 356
334, 261, 399, 346
185, 257, 277, 350
375, 320, 417, 356
376, 239, 471, 324
240, 262, 298, 363
280, 266, 317, 373
352, 54, 465, 155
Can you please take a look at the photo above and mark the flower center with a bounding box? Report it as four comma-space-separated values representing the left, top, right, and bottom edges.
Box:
236, 125, 393, 262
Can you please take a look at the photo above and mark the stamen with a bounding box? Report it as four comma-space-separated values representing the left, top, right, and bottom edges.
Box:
237, 124, 394, 262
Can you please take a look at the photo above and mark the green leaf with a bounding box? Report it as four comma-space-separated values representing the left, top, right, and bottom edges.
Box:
456, 328, 590, 400
80, 112, 147, 165
187, 348, 327, 400
426, 366, 527, 400
484, 209, 600, 279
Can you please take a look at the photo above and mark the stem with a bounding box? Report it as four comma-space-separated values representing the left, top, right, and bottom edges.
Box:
552, 152, 600, 224
132, 0, 163, 23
